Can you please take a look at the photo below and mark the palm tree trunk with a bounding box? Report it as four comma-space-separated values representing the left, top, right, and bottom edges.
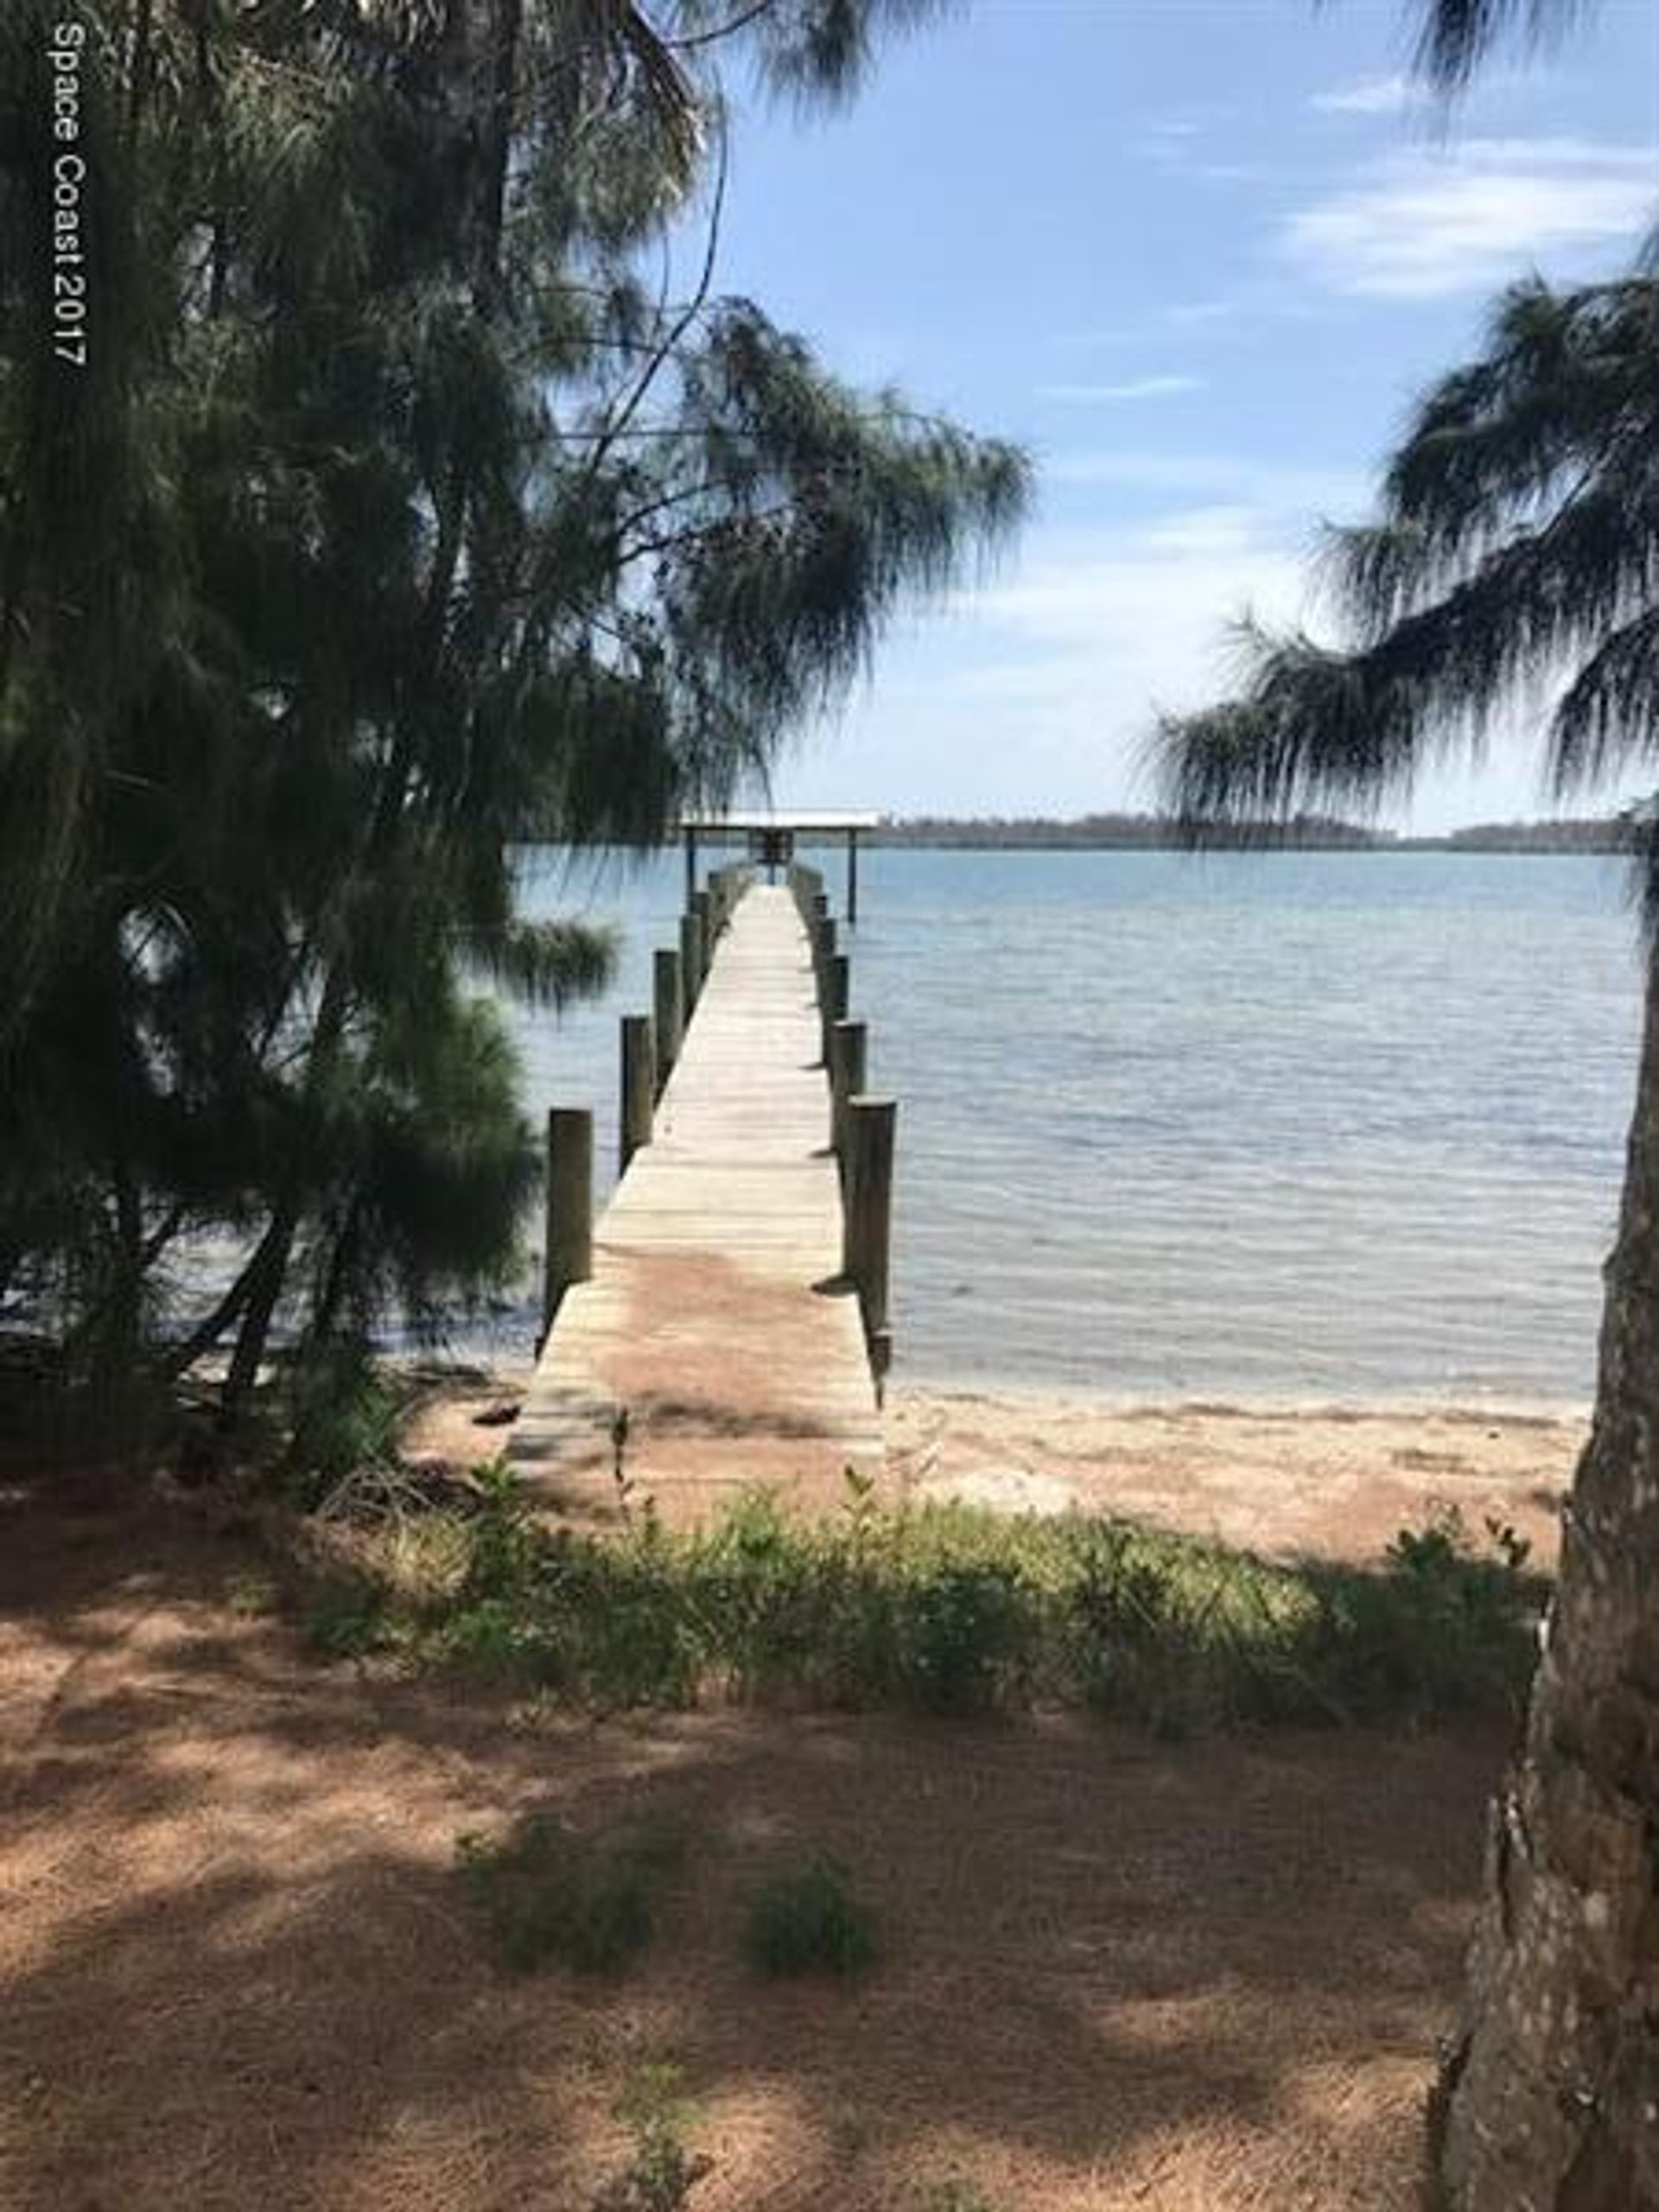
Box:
1432, 948, 1659, 2210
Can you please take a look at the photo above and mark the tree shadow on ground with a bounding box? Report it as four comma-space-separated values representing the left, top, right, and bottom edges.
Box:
0, 1479, 1498, 2210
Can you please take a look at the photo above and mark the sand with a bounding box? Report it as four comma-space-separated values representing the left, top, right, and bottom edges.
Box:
406, 1363, 1582, 1564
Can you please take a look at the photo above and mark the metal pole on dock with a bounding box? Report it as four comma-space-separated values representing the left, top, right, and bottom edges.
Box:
653, 948, 683, 1096
542, 1107, 593, 1344
620, 1015, 655, 1173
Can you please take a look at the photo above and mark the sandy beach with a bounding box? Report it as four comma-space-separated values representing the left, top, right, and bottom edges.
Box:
405, 1363, 1581, 1567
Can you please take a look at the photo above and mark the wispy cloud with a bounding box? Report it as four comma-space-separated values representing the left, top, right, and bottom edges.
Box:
1037, 375, 1205, 404
1283, 137, 1658, 298
1135, 113, 1263, 186
1311, 74, 1423, 118
1044, 451, 1370, 522
1166, 299, 1235, 328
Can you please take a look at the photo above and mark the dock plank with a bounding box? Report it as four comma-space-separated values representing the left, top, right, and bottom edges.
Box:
509, 884, 882, 1522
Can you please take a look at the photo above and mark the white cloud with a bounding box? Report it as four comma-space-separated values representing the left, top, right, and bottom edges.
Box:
1036, 375, 1205, 404
1312, 74, 1422, 118
1284, 137, 1658, 299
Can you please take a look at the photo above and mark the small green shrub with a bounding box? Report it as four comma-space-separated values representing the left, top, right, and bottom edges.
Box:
302, 1572, 390, 1658
283, 1340, 404, 1496
899, 1558, 1030, 1713
592, 2063, 713, 2211
455, 1815, 683, 1975
742, 1852, 879, 1979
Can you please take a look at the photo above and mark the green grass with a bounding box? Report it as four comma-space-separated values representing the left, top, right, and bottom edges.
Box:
742, 1852, 880, 1979
455, 1814, 685, 1976
301, 1467, 1542, 1732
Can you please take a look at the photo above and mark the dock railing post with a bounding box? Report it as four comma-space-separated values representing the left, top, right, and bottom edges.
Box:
692, 887, 712, 983
822, 950, 849, 1066
829, 1017, 866, 1168
813, 912, 836, 999
679, 907, 702, 1014
620, 1014, 655, 1173
843, 1096, 896, 1389
653, 948, 683, 1096
542, 1106, 593, 1345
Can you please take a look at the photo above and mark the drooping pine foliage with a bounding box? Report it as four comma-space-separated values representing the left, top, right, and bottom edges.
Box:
0, 0, 1027, 1418
1401, 0, 1596, 90
1160, 274, 1659, 846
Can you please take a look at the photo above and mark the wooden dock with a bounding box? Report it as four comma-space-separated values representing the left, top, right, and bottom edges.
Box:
509, 879, 887, 1522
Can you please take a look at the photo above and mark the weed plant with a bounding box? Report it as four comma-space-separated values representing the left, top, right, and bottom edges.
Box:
307, 1466, 1542, 1731
455, 1815, 684, 1975
592, 2063, 712, 2210
742, 1853, 880, 1978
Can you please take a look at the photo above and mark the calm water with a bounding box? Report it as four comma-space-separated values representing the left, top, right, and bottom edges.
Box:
501, 848, 1643, 1402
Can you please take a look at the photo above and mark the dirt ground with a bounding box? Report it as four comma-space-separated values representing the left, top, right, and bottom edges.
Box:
2, 1460, 1519, 2212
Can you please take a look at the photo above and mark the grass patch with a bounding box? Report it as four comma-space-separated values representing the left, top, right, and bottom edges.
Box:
296, 1466, 1542, 1732
742, 1852, 880, 1979
455, 1814, 685, 1976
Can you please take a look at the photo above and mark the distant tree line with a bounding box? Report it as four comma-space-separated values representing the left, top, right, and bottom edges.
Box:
867, 812, 1634, 853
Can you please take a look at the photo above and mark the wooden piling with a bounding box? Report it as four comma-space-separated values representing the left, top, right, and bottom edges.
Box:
620, 1015, 655, 1173
843, 1096, 896, 1369
653, 948, 683, 1096
680, 908, 702, 1013
823, 950, 849, 1065
812, 912, 836, 1001
692, 888, 712, 982
542, 1107, 593, 1344
829, 1017, 866, 1166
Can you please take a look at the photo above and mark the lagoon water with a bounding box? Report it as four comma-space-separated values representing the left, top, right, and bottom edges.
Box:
504, 847, 1642, 1403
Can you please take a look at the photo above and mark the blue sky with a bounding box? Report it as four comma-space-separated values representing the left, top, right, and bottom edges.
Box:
697, 0, 1659, 830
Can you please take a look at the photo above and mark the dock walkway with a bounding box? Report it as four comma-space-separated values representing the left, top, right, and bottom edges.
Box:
509, 884, 883, 1522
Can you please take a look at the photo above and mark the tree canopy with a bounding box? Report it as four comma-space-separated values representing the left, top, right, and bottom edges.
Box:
1160, 272, 1659, 856
0, 0, 1027, 1421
